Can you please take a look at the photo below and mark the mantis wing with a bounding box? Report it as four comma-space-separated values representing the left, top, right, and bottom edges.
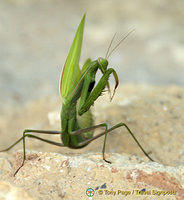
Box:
60, 14, 85, 103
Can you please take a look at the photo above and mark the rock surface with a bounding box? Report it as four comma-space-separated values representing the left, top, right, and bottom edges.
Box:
1, 152, 184, 200
0, 180, 33, 200
0, 84, 184, 199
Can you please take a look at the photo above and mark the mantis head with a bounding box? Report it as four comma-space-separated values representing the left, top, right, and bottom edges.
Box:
97, 57, 108, 73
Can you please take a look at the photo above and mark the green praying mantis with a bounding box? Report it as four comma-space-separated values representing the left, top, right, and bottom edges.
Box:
0, 14, 154, 176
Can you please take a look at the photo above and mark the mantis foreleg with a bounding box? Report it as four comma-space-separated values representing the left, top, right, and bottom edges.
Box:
78, 68, 118, 115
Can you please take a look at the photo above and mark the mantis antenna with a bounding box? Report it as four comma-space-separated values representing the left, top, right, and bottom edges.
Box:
105, 33, 117, 59
106, 29, 135, 59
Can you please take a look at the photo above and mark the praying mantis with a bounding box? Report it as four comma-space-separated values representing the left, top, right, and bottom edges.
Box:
0, 14, 154, 176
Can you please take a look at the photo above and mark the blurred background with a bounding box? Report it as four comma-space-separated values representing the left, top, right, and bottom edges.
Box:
0, 0, 183, 112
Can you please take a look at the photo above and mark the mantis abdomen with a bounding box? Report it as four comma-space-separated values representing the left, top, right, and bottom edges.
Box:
61, 101, 94, 148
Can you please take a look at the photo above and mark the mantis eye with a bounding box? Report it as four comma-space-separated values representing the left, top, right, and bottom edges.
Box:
98, 57, 108, 71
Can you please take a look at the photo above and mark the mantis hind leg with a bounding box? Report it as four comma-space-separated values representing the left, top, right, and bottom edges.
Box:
0, 129, 64, 176
78, 122, 154, 163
